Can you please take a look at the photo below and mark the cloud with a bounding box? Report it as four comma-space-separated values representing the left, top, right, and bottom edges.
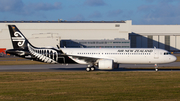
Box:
0, 0, 23, 12
28, 2, 62, 11
0, 0, 62, 16
22, 2, 62, 15
137, 1, 180, 24
107, 9, 123, 17
84, 0, 106, 6
69, 14, 85, 21
88, 11, 102, 18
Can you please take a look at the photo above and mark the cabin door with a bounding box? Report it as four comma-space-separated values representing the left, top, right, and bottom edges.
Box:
154, 49, 159, 59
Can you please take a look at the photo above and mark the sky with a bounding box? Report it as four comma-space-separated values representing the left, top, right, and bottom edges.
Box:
0, 0, 180, 25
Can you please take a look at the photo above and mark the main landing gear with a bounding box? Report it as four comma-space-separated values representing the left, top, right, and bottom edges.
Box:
86, 65, 95, 72
155, 64, 158, 72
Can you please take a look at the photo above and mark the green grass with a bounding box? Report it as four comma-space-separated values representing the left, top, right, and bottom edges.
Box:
0, 72, 180, 101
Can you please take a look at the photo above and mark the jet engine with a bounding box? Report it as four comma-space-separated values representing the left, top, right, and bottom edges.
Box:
98, 59, 114, 70
98, 59, 119, 70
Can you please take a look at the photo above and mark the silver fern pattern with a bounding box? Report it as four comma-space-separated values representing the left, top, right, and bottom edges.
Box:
28, 44, 58, 63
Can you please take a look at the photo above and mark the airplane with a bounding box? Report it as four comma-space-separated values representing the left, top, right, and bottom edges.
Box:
6, 25, 177, 72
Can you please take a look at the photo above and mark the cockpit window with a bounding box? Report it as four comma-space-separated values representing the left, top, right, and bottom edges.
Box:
164, 52, 171, 55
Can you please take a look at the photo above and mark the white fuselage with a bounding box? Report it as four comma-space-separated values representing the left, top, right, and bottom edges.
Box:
61, 48, 177, 64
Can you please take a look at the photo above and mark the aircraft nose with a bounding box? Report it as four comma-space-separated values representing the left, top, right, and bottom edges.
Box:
170, 55, 177, 62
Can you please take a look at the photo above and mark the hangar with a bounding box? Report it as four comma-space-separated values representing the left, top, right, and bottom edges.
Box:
0, 20, 180, 52
130, 25, 180, 51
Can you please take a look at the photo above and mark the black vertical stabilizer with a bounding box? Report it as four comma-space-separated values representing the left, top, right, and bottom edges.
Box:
8, 25, 32, 51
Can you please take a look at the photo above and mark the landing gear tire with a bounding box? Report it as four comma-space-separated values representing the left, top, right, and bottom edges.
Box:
86, 67, 91, 72
155, 64, 158, 72
86, 66, 95, 72
155, 68, 158, 72
91, 67, 95, 71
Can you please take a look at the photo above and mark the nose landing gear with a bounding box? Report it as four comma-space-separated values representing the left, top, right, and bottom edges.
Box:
155, 64, 158, 72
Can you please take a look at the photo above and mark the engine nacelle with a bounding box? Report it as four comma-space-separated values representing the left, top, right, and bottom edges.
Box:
98, 59, 114, 70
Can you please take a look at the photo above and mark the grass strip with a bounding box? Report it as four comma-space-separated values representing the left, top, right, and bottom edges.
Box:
0, 72, 180, 101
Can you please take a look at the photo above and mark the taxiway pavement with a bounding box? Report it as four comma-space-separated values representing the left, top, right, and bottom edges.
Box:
0, 62, 180, 72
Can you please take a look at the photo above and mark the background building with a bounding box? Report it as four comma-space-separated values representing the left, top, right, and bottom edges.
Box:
60, 38, 130, 48
130, 25, 180, 51
0, 20, 131, 49
0, 20, 180, 52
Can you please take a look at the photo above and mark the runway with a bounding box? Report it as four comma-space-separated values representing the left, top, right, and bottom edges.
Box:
0, 62, 180, 72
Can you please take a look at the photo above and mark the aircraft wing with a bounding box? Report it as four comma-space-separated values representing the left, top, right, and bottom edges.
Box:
67, 55, 102, 64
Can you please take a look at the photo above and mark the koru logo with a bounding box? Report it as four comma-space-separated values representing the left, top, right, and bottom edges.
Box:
11, 32, 25, 47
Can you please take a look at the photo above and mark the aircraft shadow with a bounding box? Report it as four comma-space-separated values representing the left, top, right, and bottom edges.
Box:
50, 67, 180, 72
